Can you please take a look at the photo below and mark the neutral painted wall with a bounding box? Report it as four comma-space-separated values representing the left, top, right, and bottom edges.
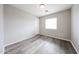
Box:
4, 5, 39, 46
0, 5, 4, 53
71, 5, 79, 53
39, 9, 71, 41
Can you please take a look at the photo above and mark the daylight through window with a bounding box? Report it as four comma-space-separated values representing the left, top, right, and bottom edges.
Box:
45, 17, 57, 29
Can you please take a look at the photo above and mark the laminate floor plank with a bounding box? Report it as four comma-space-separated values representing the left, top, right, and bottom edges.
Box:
5, 35, 77, 54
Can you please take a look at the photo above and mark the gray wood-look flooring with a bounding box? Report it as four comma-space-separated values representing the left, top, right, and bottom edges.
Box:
5, 35, 77, 54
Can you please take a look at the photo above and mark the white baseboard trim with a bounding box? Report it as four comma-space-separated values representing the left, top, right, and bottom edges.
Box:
5, 34, 39, 47
5, 33, 78, 54
70, 41, 79, 54
40, 34, 71, 42
40, 34, 79, 53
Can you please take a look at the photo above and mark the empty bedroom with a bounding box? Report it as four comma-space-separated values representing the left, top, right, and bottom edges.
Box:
3, 4, 79, 54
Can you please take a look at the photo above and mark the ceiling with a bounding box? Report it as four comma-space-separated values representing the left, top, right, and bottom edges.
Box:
11, 4, 72, 17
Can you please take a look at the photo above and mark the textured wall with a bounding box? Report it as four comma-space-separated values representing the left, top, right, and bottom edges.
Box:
39, 9, 71, 41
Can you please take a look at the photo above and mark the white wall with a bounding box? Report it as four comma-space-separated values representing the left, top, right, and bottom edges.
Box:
4, 5, 39, 46
0, 5, 4, 53
71, 5, 79, 53
39, 9, 71, 41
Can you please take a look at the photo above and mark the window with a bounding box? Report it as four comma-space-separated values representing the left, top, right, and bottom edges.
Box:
45, 17, 57, 29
